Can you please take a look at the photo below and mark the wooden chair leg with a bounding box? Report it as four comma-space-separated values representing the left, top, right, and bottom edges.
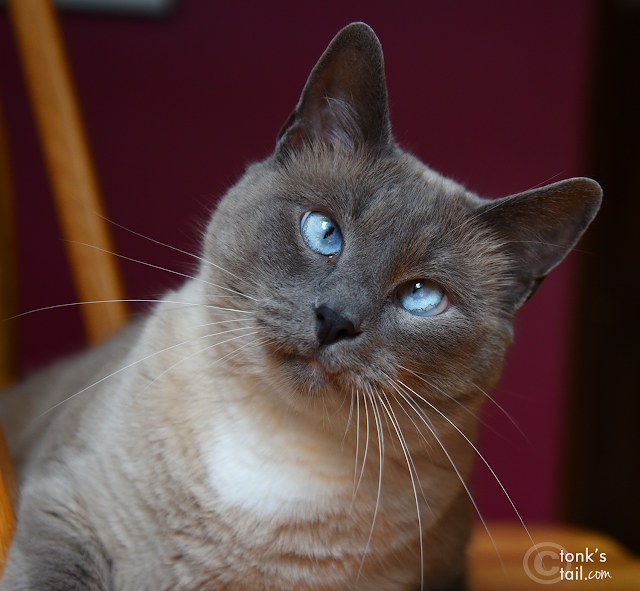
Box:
0, 96, 17, 569
0, 94, 17, 392
0, 430, 15, 570
7, 0, 128, 345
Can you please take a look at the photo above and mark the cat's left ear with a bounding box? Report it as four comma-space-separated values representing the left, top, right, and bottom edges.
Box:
479, 177, 602, 310
276, 22, 392, 153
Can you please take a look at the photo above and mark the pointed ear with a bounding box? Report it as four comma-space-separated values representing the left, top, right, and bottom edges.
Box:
479, 177, 602, 309
276, 22, 391, 153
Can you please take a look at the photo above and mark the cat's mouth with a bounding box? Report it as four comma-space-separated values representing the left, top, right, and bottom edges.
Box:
292, 352, 342, 376
278, 350, 345, 386
306, 355, 340, 376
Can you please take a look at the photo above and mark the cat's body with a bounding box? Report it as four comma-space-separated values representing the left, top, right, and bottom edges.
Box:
0, 23, 600, 591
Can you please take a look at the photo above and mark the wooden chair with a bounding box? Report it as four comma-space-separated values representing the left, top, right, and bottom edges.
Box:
0, 0, 128, 569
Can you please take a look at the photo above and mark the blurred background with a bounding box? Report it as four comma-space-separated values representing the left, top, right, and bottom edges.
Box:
0, 0, 637, 553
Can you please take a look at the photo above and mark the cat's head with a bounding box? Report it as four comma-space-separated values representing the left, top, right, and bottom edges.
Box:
200, 23, 601, 411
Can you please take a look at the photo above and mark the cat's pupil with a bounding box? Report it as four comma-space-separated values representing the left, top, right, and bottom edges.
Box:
323, 226, 335, 239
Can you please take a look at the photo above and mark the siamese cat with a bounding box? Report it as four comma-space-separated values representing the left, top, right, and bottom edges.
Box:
0, 22, 601, 591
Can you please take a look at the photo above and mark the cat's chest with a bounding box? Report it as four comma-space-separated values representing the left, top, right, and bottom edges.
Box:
199, 394, 356, 519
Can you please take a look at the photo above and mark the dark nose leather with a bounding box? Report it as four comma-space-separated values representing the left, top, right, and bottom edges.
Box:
315, 305, 357, 347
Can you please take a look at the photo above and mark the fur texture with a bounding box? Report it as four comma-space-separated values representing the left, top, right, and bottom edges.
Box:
0, 23, 600, 591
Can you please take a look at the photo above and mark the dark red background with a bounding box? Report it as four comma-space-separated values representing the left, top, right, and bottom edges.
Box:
0, 0, 597, 523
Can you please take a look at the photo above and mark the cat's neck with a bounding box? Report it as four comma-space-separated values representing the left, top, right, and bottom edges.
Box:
198, 377, 356, 519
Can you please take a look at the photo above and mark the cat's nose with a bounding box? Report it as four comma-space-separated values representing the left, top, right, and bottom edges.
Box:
315, 305, 358, 347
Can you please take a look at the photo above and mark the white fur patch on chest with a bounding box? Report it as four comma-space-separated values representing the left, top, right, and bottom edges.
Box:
202, 397, 354, 519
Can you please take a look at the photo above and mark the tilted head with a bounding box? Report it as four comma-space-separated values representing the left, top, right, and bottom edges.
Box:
200, 23, 601, 415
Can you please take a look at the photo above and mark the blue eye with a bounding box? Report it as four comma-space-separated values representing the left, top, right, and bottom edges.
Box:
398, 280, 448, 316
301, 212, 343, 256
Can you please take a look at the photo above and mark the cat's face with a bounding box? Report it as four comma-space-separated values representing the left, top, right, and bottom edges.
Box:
203, 148, 510, 407
198, 23, 600, 416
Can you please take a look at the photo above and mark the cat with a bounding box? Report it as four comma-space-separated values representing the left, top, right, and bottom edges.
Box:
0, 22, 601, 591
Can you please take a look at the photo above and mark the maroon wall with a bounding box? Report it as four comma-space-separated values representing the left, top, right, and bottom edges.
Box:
0, 1, 597, 523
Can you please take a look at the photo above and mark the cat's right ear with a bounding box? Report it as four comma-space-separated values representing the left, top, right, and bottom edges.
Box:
478, 177, 602, 311
276, 22, 392, 154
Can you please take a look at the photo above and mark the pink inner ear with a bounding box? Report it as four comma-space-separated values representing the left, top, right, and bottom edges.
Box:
288, 128, 304, 148
309, 96, 362, 147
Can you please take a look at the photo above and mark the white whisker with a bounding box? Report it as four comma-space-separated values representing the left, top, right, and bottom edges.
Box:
376, 386, 397, 454
397, 378, 535, 551
123, 330, 260, 410
30, 326, 257, 421
375, 388, 424, 591
177, 335, 271, 399
9, 299, 255, 321
377, 384, 433, 504
352, 390, 361, 501
391, 379, 505, 569
185, 318, 254, 330
356, 387, 385, 586
343, 388, 355, 447
354, 389, 371, 502
399, 365, 508, 442
93, 334, 271, 450
75, 206, 254, 288
220, 336, 273, 375
471, 382, 531, 445
440, 198, 506, 242
65, 241, 259, 302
